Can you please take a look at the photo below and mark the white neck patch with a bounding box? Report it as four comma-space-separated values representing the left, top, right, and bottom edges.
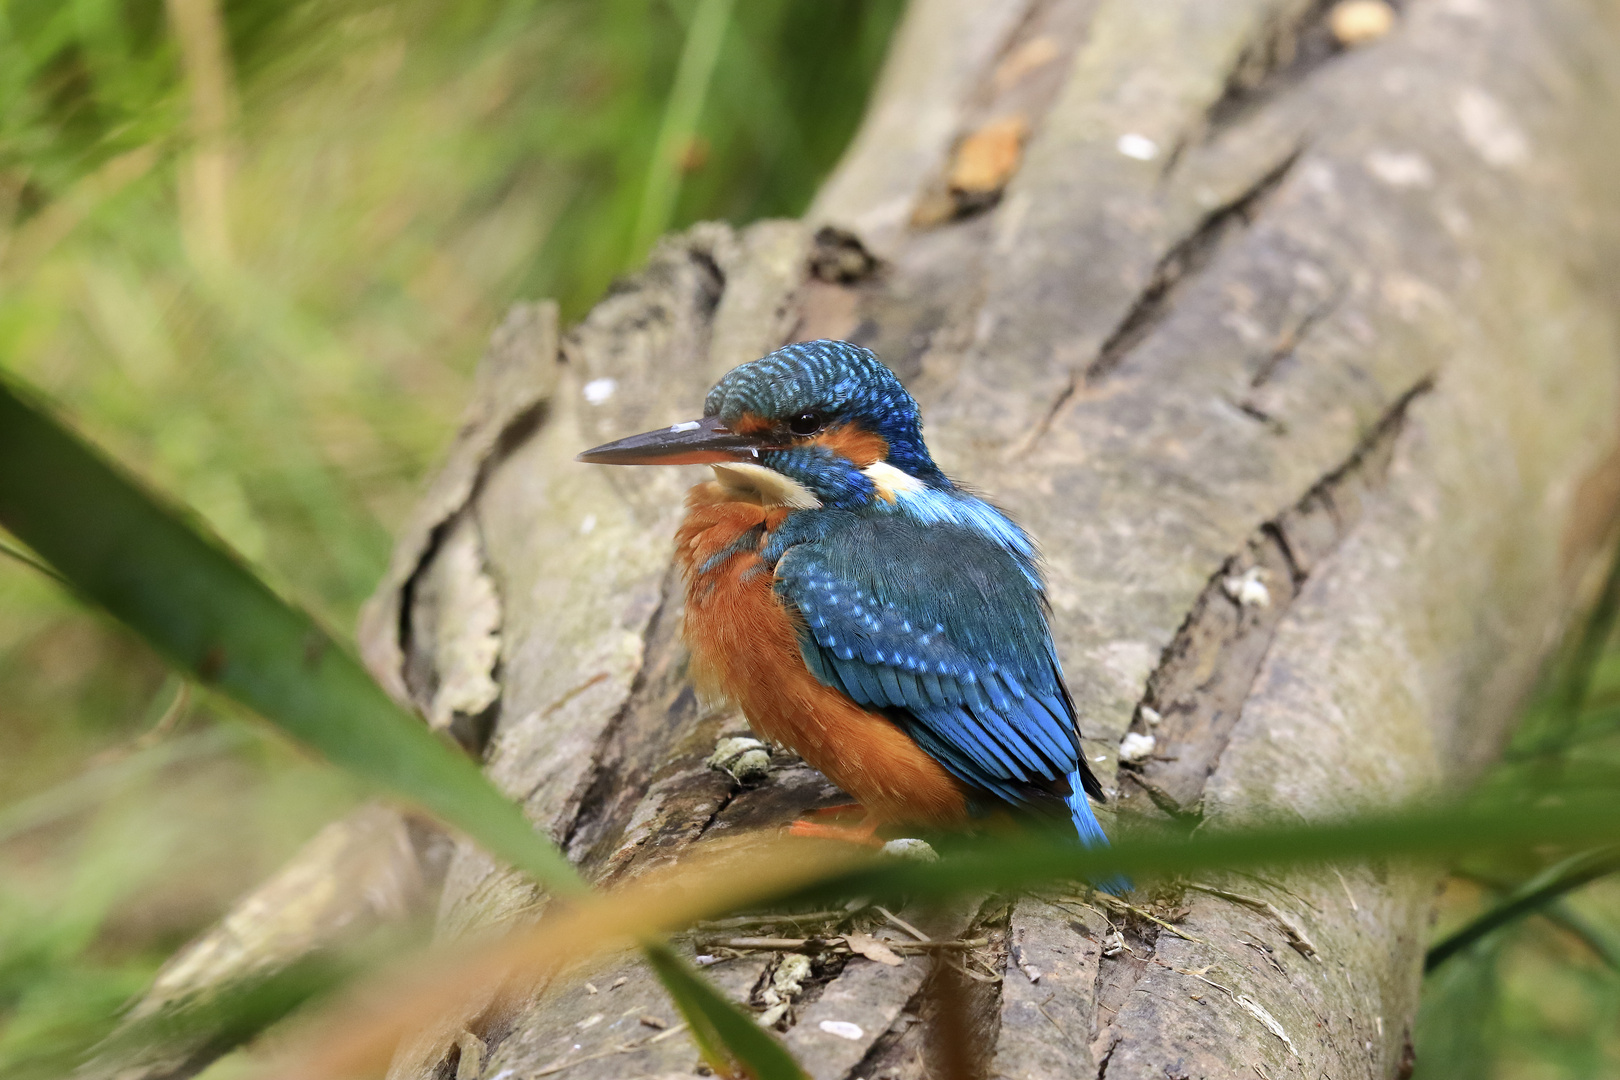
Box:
863, 461, 925, 501
710, 462, 823, 510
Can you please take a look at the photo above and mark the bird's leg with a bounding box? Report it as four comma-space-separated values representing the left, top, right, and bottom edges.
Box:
786, 813, 883, 848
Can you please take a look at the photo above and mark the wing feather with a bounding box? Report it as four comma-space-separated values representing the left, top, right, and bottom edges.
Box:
773, 510, 1100, 815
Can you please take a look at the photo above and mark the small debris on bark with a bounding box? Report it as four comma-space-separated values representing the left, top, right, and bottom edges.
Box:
880, 837, 939, 862
876, 906, 931, 942
1010, 940, 1043, 982
705, 736, 772, 783
758, 952, 815, 1026
1329, 0, 1396, 47
1236, 994, 1299, 1056
1190, 883, 1321, 960
453, 1031, 483, 1080
993, 35, 1061, 93
1223, 567, 1272, 608
1120, 732, 1157, 763
1117, 133, 1160, 161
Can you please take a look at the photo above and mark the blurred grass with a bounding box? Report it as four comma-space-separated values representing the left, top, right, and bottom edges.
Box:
1414, 575, 1620, 1080
0, 0, 902, 792
0, 0, 899, 1074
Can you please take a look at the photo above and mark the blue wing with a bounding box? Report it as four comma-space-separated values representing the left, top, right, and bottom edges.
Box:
769, 506, 1104, 823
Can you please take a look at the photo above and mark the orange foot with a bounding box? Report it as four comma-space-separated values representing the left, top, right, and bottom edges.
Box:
787, 815, 884, 848
801, 802, 864, 821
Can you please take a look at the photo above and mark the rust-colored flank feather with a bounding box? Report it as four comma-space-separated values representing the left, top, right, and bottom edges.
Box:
676, 482, 969, 833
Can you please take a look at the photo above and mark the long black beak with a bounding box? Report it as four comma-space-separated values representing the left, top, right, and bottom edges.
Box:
576, 415, 772, 465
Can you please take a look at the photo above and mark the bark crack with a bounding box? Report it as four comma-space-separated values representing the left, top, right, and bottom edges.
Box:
1020, 146, 1302, 455
1119, 374, 1436, 820
1205, 0, 1375, 135
1248, 287, 1344, 390
835, 897, 1011, 1080
1085, 148, 1302, 385
1094, 1036, 1117, 1080
396, 400, 548, 750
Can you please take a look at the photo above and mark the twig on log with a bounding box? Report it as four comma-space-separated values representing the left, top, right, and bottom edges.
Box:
1078, 893, 1212, 946
697, 936, 990, 954
1188, 883, 1320, 960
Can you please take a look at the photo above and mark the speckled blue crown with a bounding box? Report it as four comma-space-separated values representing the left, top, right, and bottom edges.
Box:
704, 340, 914, 427
704, 340, 946, 486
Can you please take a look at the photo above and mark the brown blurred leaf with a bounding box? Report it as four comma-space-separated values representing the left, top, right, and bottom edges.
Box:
948, 115, 1030, 195
256, 833, 866, 1080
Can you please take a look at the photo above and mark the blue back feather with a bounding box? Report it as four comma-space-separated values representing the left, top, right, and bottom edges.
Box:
767, 510, 1114, 853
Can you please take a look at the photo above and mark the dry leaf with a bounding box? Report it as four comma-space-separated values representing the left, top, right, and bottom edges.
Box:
949, 116, 1030, 195
844, 933, 904, 967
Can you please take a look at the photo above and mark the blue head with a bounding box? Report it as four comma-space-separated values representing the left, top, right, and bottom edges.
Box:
578, 340, 950, 511
706, 341, 949, 506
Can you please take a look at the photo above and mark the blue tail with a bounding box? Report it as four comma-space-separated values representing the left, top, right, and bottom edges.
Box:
1066, 769, 1132, 896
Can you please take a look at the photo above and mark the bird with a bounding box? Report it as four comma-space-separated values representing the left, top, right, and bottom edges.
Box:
578, 339, 1121, 881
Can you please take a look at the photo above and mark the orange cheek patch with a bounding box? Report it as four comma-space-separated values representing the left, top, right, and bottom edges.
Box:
729, 412, 775, 437
813, 424, 889, 468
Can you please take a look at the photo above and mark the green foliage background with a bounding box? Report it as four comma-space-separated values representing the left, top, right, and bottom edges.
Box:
0, 2, 1616, 1079
0, 0, 899, 1074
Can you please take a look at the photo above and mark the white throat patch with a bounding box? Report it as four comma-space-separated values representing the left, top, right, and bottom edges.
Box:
710, 462, 823, 510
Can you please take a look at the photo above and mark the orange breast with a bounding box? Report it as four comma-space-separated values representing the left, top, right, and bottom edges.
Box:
675, 483, 969, 829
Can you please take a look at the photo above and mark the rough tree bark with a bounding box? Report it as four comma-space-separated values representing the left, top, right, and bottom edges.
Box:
87, 1, 1620, 1078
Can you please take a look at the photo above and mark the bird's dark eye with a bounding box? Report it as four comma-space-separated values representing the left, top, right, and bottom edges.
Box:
788, 411, 823, 436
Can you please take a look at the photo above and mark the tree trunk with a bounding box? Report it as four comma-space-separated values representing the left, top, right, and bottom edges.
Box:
92, 0, 1620, 1078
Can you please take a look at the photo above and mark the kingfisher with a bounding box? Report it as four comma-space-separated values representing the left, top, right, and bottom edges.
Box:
579, 340, 1118, 874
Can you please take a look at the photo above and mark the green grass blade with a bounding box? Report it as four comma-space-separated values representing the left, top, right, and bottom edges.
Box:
1554, 538, 1620, 727
631, 0, 737, 258
84, 951, 361, 1075
0, 726, 247, 843
0, 534, 67, 584
1540, 899, 1620, 972
0, 377, 802, 1074
644, 943, 806, 1080
1412, 934, 1504, 1080
0, 377, 580, 890
771, 795, 1620, 913
1425, 846, 1620, 971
